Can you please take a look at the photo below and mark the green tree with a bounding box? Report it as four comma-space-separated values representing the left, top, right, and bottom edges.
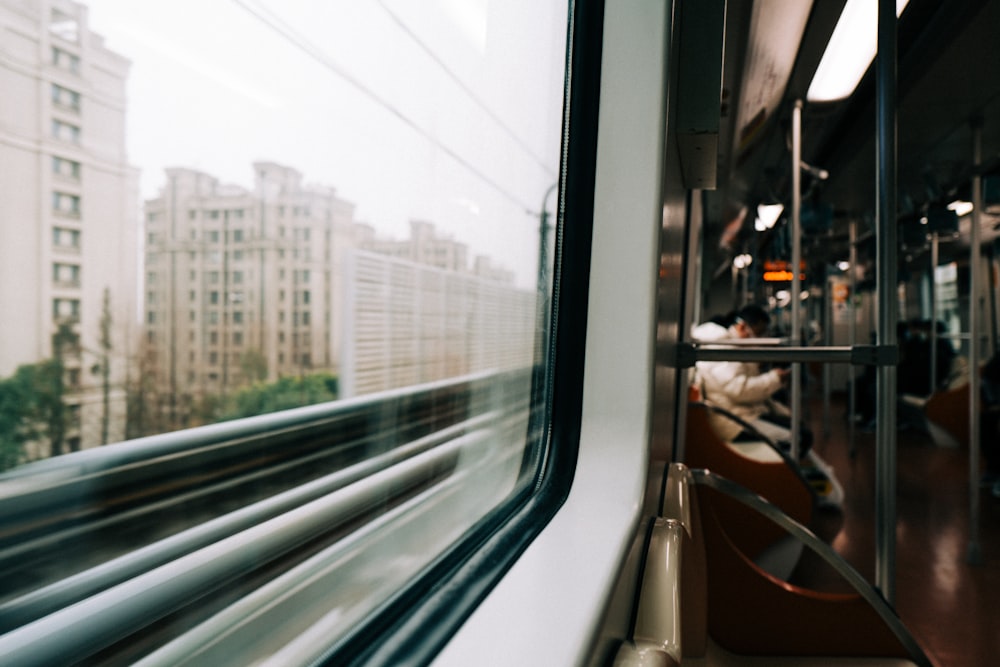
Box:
239, 349, 268, 383
98, 288, 112, 444
218, 373, 338, 421
0, 359, 66, 471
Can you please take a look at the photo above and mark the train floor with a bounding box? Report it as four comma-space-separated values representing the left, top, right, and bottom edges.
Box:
788, 393, 1000, 667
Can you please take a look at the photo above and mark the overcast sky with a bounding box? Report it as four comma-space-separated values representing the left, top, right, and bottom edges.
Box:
82, 0, 567, 287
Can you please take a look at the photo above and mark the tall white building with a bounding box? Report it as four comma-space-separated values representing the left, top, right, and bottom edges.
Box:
142, 163, 358, 426
357, 219, 516, 284
0, 0, 138, 453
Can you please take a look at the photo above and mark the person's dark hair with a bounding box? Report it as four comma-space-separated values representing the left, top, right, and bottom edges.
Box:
736, 303, 770, 329
709, 310, 738, 328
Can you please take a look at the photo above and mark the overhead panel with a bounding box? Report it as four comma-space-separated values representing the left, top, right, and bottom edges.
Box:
733, 0, 814, 163
676, 0, 726, 189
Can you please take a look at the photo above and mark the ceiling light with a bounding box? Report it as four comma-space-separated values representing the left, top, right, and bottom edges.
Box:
948, 200, 974, 217
756, 203, 784, 230
807, 0, 910, 102
838, 260, 850, 271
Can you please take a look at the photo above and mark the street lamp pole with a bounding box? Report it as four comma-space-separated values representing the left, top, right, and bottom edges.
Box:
537, 183, 558, 359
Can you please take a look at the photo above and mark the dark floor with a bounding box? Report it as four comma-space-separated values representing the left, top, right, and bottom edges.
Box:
790, 395, 1000, 667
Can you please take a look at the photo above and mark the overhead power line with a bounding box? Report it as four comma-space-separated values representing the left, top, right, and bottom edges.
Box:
375, 0, 557, 180
231, 0, 538, 215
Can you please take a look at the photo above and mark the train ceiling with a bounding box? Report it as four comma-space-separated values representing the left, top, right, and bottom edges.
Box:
705, 0, 1000, 283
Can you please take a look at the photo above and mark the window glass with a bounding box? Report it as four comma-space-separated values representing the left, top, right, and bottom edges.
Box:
0, 0, 567, 663
51, 119, 80, 143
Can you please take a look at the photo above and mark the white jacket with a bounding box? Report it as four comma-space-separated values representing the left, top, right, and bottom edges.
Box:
690, 321, 784, 440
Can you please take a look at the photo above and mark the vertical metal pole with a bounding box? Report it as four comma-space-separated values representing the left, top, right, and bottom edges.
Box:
875, 0, 899, 603
790, 99, 803, 461
849, 220, 858, 455
930, 232, 939, 392
824, 266, 832, 436
732, 264, 739, 308
537, 183, 557, 364
968, 119, 983, 565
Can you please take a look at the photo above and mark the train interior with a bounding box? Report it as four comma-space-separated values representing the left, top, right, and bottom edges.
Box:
609, 0, 1000, 665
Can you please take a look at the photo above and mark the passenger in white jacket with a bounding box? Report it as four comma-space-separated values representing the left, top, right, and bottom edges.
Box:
691, 304, 843, 507
691, 304, 793, 446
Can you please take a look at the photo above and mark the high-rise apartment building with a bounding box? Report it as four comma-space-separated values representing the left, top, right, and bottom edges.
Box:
356, 220, 516, 284
0, 0, 138, 454
142, 163, 358, 425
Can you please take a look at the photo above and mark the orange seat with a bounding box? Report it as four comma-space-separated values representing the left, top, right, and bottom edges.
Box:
925, 383, 971, 446
695, 482, 921, 661
684, 388, 814, 558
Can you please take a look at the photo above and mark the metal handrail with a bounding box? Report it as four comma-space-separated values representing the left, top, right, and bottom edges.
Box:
676, 342, 896, 366
0, 413, 500, 630
0, 431, 488, 666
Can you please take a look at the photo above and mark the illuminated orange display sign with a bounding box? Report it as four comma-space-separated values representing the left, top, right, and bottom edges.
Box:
761, 260, 805, 282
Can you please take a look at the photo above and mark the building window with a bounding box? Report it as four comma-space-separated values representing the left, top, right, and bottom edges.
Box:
53, 298, 81, 322
209, 271, 220, 284
49, 9, 79, 42
189, 290, 196, 302
52, 156, 81, 180
147, 311, 156, 324
52, 46, 80, 73
208, 230, 220, 243
51, 83, 81, 112
210, 331, 218, 344
53, 263, 81, 286
210, 291, 219, 305
53, 227, 81, 250
52, 119, 80, 144
232, 271, 244, 284
209, 352, 218, 365
53, 192, 81, 217
233, 332, 243, 345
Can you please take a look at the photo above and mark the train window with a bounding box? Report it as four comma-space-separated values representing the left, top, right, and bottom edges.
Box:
0, 0, 568, 664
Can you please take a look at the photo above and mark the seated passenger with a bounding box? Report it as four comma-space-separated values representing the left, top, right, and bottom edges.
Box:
692, 304, 842, 507
691, 304, 804, 452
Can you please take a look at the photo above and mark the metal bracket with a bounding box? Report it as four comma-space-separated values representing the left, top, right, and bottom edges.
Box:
850, 344, 898, 366
672, 342, 697, 369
